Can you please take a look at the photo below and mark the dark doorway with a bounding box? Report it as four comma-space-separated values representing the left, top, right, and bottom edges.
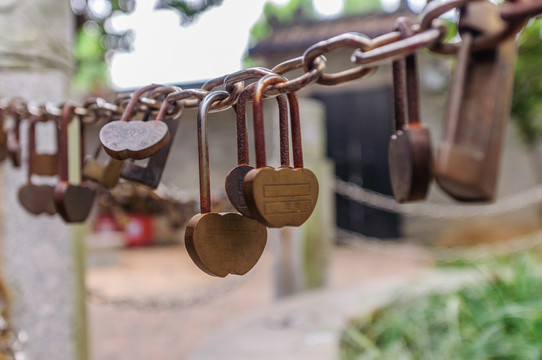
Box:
313, 87, 401, 238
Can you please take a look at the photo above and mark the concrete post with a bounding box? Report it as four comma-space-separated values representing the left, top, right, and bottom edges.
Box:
0, 2, 86, 359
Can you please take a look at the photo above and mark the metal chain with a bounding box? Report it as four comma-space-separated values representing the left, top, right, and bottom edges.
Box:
334, 178, 542, 219
0, 0, 535, 126
86, 264, 254, 312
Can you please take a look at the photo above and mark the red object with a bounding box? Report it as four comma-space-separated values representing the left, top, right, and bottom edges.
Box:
93, 214, 120, 233
123, 214, 155, 247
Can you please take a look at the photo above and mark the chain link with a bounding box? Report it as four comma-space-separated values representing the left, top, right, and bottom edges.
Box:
334, 178, 542, 219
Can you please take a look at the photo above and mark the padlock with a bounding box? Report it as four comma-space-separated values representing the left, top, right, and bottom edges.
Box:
243, 75, 319, 228
99, 84, 171, 160
0, 105, 9, 163
120, 86, 183, 188
17, 114, 57, 216
54, 104, 96, 223
82, 144, 123, 189
388, 17, 433, 203
435, 1, 518, 201
7, 99, 24, 168
225, 82, 289, 218
185, 91, 267, 278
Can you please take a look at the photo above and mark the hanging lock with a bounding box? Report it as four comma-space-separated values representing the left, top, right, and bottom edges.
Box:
54, 104, 96, 223
225, 82, 290, 218
435, 0, 518, 201
388, 17, 433, 203
99, 84, 171, 160
17, 113, 58, 216
82, 139, 123, 189
243, 75, 319, 228
120, 86, 183, 188
185, 91, 267, 278
0, 106, 9, 163
6, 99, 24, 168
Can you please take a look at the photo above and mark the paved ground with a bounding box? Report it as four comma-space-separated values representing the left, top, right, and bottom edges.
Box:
87, 240, 432, 360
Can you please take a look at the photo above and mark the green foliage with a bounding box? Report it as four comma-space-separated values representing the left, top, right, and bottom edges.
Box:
511, 19, 542, 147
343, 0, 382, 15
340, 252, 542, 359
249, 0, 315, 44
155, 0, 223, 24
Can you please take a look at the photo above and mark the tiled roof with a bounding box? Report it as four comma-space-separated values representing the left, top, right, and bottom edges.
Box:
249, 11, 417, 58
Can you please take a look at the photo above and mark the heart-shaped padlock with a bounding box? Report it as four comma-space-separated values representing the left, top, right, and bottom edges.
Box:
243, 75, 319, 228
120, 86, 185, 188
225, 82, 289, 218
185, 91, 267, 278
17, 110, 59, 216
55, 104, 97, 223
388, 17, 433, 203
99, 84, 171, 160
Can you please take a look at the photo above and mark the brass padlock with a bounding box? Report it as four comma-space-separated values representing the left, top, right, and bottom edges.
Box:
55, 104, 96, 223
243, 75, 319, 228
99, 84, 171, 160
388, 17, 433, 203
225, 82, 289, 218
120, 86, 183, 189
435, 1, 518, 201
185, 91, 267, 278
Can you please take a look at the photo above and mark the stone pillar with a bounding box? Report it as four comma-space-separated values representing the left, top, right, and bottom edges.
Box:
0, 1, 86, 359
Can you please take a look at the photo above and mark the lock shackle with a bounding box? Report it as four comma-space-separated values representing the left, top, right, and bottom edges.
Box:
236, 83, 290, 167
120, 84, 163, 122
253, 74, 304, 169
8, 98, 24, 145
26, 117, 38, 183
58, 104, 85, 182
392, 17, 420, 132
197, 90, 230, 214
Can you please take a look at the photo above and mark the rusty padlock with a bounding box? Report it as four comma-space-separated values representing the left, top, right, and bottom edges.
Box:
120, 86, 184, 189
243, 75, 319, 228
225, 82, 289, 218
99, 84, 171, 160
55, 104, 96, 223
7, 98, 24, 168
388, 17, 433, 203
82, 138, 123, 189
17, 113, 57, 216
185, 91, 267, 278
0, 105, 9, 163
435, 0, 518, 201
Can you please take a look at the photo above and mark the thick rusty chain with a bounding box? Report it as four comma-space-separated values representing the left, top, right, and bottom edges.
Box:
0, 0, 536, 125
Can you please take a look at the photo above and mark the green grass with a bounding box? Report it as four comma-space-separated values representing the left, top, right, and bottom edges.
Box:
340, 253, 542, 360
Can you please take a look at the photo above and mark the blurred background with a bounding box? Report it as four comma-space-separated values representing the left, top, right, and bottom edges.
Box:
1, 0, 542, 359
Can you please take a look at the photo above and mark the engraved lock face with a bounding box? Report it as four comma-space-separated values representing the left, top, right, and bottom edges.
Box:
99, 120, 170, 160
99, 84, 171, 160
185, 212, 267, 277
243, 167, 319, 228
18, 184, 56, 216
388, 126, 433, 203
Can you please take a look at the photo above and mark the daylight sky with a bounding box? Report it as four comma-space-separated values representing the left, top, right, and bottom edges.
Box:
107, 0, 427, 89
